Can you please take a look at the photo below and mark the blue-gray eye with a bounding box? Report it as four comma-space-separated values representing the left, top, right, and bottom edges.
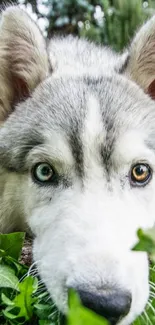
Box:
33, 163, 54, 183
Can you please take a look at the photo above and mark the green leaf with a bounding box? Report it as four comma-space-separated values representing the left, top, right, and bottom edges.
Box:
1, 293, 15, 306
0, 265, 19, 290
0, 233, 25, 260
133, 228, 155, 262
68, 290, 109, 325
13, 276, 38, 320
34, 303, 53, 320
3, 308, 20, 320
3, 276, 38, 321
39, 321, 54, 325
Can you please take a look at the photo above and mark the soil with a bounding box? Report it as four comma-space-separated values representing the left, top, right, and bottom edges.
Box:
20, 237, 33, 266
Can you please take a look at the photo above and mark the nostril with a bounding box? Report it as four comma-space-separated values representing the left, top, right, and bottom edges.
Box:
76, 289, 132, 325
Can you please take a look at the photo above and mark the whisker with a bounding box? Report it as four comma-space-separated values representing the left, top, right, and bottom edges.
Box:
45, 294, 52, 303
143, 310, 153, 325
147, 301, 155, 315
27, 261, 39, 276
149, 292, 155, 298
139, 314, 146, 325
38, 279, 45, 285
18, 273, 28, 283
149, 284, 155, 291
149, 281, 155, 288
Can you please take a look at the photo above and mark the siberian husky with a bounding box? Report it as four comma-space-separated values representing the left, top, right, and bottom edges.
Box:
0, 5, 155, 325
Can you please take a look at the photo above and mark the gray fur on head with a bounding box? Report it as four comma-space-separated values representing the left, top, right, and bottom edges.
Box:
0, 6, 155, 325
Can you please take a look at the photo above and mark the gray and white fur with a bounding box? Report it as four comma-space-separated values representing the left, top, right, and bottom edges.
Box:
0, 6, 155, 325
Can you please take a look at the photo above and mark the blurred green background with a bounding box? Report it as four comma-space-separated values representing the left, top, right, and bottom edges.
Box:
4, 0, 155, 51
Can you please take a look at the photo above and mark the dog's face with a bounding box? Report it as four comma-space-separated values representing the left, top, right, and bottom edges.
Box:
0, 7, 155, 325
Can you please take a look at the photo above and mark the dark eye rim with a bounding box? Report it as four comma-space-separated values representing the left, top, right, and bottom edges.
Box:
31, 162, 58, 186
130, 162, 152, 187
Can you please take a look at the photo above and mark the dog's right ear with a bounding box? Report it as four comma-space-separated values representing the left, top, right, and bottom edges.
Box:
123, 16, 155, 100
0, 6, 49, 121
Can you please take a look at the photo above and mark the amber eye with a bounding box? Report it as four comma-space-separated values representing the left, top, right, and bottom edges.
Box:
130, 163, 152, 186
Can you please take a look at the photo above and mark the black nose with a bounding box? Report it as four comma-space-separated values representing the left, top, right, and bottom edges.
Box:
77, 289, 132, 325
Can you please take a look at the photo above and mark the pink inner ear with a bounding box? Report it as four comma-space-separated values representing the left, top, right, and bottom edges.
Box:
148, 79, 155, 100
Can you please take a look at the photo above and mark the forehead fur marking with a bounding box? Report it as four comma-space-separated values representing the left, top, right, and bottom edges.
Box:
69, 125, 84, 180
84, 95, 104, 144
101, 117, 115, 175
82, 95, 106, 179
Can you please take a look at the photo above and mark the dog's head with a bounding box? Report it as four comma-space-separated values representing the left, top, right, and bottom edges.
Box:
0, 7, 155, 325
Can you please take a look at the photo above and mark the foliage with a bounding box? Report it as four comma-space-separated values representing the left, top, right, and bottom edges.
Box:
80, 0, 155, 51
0, 1, 155, 324
0, 231, 155, 324
0, 233, 60, 325
133, 228, 155, 263
15, 0, 155, 51
68, 289, 109, 325
133, 227, 155, 324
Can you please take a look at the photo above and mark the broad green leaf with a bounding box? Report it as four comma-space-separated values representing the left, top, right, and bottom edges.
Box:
39, 321, 54, 325
2, 276, 38, 321
0, 233, 25, 260
34, 303, 53, 320
13, 276, 38, 320
68, 290, 109, 325
3, 308, 20, 320
133, 228, 155, 262
0, 265, 19, 290
1, 293, 15, 306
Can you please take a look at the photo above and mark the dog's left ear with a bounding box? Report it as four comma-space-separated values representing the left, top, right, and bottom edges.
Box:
124, 16, 155, 99
0, 6, 49, 121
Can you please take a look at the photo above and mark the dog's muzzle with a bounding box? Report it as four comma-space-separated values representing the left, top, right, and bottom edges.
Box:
70, 287, 132, 325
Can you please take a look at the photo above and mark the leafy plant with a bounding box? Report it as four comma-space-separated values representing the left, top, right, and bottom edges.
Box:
68, 289, 109, 325
0, 233, 60, 325
0, 230, 155, 325
16, 0, 155, 51
133, 227, 155, 325
133, 228, 155, 263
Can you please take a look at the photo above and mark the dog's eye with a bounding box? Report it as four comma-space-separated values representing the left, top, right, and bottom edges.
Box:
32, 163, 55, 183
130, 163, 152, 186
